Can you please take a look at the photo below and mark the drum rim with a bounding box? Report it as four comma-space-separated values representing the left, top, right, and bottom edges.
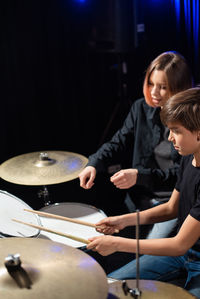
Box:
0, 189, 41, 238
40, 202, 107, 217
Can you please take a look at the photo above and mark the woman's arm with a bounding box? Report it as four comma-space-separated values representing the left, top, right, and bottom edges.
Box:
87, 103, 136, 173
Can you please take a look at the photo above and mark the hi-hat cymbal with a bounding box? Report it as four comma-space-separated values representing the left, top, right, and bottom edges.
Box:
0, 238, 108, 299
0, 151, 88, 185
107, 279, 195, 298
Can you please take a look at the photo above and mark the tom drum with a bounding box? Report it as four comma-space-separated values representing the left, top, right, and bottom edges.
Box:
0, 190, 40, 238
39, 202, 107, 248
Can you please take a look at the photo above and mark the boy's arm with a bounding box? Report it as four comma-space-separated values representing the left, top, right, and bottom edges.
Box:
89, 189, 200, 257
120, 188, 179, 227
95, 189, 179, 235
138, 188, 179, 224
88, 213, 200, 257
116, 214, 200, 257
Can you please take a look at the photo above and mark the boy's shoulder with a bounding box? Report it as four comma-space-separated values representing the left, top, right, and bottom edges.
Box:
180, 155, 193, 168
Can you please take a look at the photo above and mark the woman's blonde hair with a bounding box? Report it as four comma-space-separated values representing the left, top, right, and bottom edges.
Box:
143, 51, 193, 107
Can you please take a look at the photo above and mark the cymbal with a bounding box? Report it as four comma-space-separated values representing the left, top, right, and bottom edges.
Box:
108, 279, 195, 298
0, 238, 108, 299
0, 151, 88, 185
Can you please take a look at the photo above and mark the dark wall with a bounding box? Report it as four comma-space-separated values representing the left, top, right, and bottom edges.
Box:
0, 1, 199, 214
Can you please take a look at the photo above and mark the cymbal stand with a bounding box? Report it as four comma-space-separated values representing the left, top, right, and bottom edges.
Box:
122, 210, 141, 298
38, 186, 51, 206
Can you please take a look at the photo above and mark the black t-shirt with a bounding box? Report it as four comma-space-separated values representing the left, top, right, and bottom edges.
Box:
175, 155, 200, 251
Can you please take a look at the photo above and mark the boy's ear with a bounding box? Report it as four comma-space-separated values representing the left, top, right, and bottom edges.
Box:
197, 131, 200, 142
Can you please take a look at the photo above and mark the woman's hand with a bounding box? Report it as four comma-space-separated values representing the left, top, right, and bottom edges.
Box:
110, 168, 138, 189
79, 166, 96, 189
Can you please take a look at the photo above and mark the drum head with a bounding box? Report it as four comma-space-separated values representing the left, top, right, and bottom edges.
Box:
0, 190, 40, 237
39, 202, 107, 247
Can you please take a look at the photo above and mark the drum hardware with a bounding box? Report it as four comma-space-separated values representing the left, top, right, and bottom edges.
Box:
0, 231, 14, 238
122, 280, 141, 298
37, 185, 50, 206
0, 238, 108, 299
5, 254, 21, 268
122, 210, 141, 298
36, 154, 51, 206
4, 254, 32, 289
108, 279, 195, 298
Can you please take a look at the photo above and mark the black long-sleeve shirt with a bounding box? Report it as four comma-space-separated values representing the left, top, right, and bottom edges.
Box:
88, 98, 181, 195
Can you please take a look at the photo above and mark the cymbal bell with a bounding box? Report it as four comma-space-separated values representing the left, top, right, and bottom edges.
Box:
0, 238, 108, 299
108, 279, 195, 298
0, 151, 88, 185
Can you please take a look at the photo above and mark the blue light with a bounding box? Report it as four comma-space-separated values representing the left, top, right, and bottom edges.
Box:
172, 0, 199, 62
172, 0, 181, 30
174, 0, 181, 22
184, 0, 191, 36
193, 0, 199, 60
75, 0, 86, 2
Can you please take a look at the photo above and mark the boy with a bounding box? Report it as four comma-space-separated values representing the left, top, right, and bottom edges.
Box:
87, 87, 200, 298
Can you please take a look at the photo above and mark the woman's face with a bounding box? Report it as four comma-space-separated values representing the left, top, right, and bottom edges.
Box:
148, 70, 170, 108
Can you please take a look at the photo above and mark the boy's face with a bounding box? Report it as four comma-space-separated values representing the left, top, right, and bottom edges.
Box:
168, 122, 200, 156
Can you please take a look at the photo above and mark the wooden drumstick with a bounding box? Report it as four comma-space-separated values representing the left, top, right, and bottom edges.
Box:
24, 208, 119, 234
12, 218, 90, 244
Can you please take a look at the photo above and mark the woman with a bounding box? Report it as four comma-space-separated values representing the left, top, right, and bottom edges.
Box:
79, 51, 193, 224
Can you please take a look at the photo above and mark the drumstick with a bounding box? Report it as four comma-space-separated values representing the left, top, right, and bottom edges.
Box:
24, 208, 119, 233
12, 218, 90, 244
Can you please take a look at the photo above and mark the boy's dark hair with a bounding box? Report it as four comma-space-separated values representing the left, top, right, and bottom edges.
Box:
160, 87, 200, 132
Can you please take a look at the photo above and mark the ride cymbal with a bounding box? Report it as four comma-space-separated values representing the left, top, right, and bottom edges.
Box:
0, 238, 108, 299
0, 151, 88, 185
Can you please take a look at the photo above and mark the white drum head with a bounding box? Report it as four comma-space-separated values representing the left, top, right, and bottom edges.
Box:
39, 202, 107, 247
0, 190, 40, 237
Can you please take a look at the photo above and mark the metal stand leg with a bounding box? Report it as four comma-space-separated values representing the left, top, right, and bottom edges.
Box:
38, 186, 51, 206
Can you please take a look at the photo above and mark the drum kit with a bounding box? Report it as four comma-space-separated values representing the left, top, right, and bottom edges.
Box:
0, 151, 196, 298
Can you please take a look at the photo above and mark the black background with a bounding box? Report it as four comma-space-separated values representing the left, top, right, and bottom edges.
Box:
0, 0, 199, 214
0, 0, 199, 275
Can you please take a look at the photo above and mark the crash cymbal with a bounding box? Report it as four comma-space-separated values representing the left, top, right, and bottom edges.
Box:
0, 238, 108, 299
0, 151, 88, 185
107, 279, 195, 298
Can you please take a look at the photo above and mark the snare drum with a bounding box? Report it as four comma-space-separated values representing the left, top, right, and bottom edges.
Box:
0, 190, 40, 238
39, 202, 107, 248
